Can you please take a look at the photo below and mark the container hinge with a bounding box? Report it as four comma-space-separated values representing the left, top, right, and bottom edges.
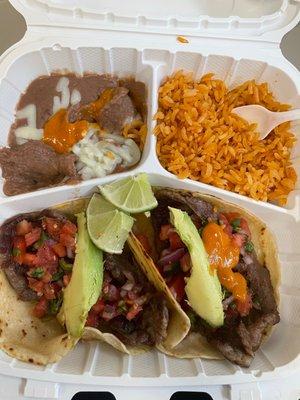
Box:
230, 382, 262, 400
24, 379, 59, 399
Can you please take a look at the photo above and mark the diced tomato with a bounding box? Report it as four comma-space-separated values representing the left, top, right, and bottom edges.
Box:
224, 213, 251, 238
135, 234, 151, 254
52, 242, 67, 258
168, 274, 185, 303
43, 218, 62, 239
127, 291, 138, 301
33, 297, 48, 318
16, 220, 32, 236
52, 282, 62, 294
28, 278, 44, 295
61, 221, 77, 236
85, 311, 98, 327
41, 271, 52, 283
35, 244, 58, 267
23, 253, 37, 266
25, 227, 42, 247
12, 236, 26, 264
92, 298, 105, 314
240, 219, 251, 238
223, 212, 240, 222
43, 283, 56, 300
59, 233, 76, 248
232, 233, 245, 249
237, 293, 252, 317
63, 274, 71, 287
126, 304, 143, 321
180, 253, 191, 272
169, 232, 184, 250
219, 213, 232, 236
159, 224, 172, 241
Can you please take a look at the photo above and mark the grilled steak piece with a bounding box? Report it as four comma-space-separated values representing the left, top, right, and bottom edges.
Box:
97, 251, 169, 346
235, 256, 278, 314
120, 79, 147, 120
0, 210, 68, 301
140, 293, 169, 345
105, 251, 151, 290
4, 263, 38, 301
152, 188, 218, 231
68, 87, 136, 134
96, 87, 135, 133
0, 140, 78, 196
196, 251, 279, 367
210, 338, 253, 368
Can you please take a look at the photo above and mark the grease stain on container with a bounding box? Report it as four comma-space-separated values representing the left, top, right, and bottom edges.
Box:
177, 36, 189, 44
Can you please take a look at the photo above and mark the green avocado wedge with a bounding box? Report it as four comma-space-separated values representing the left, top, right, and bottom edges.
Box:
58, 212, 103, 338
169, 207, 224, 328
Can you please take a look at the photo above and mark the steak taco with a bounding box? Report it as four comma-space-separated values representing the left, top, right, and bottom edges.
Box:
130, 188, 280, 367
0, 196, 190, 364
0, 201, 87, 365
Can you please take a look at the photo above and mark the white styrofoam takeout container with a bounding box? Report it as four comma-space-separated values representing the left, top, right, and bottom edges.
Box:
0, 1, 300, 399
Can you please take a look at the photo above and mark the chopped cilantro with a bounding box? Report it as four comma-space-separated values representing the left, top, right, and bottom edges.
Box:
33, 231, 48, 249
49, 298, 63, 315
52, 270, 64, 282
222, 288, 231, 300
245, 241, 254, 253
30, 267, 44, 279
253, 298, 261, 308
187, 310, 197, 329
118, 301, 128, 313
12, 248, 21, 257
59, 259, 73, 271
231, 218, 241, 232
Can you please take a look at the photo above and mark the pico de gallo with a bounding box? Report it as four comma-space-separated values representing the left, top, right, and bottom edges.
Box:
85, 251, 169, 347
155, 212, 254, 320
11, 215, 77, 318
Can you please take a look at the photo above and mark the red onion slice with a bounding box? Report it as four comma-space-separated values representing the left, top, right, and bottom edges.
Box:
122, 282, 134, 291
158, 248, 186, 267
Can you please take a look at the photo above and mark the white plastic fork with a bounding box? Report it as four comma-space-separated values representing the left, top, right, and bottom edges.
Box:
232, 105, 300, 139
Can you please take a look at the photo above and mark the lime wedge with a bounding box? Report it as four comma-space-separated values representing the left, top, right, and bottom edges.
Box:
99, 173, 158, 214
87, 193, 134, 254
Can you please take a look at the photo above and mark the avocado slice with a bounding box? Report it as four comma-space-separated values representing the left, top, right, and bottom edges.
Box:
169, 207, 224, 328
58, 212, 103, 337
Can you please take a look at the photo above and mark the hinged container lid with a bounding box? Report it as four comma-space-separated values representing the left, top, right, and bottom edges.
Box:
9, 0, 300, 43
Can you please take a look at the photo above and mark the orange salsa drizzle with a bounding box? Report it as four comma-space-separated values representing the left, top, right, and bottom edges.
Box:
202, 222, 247, 303
43, 88, 115, 153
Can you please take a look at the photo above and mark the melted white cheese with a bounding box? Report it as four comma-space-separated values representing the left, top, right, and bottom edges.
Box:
15, 104, 43, 144
72, 128, 141, 180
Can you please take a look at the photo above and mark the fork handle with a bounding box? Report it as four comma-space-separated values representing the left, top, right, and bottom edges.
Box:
275, 109, 300, 124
